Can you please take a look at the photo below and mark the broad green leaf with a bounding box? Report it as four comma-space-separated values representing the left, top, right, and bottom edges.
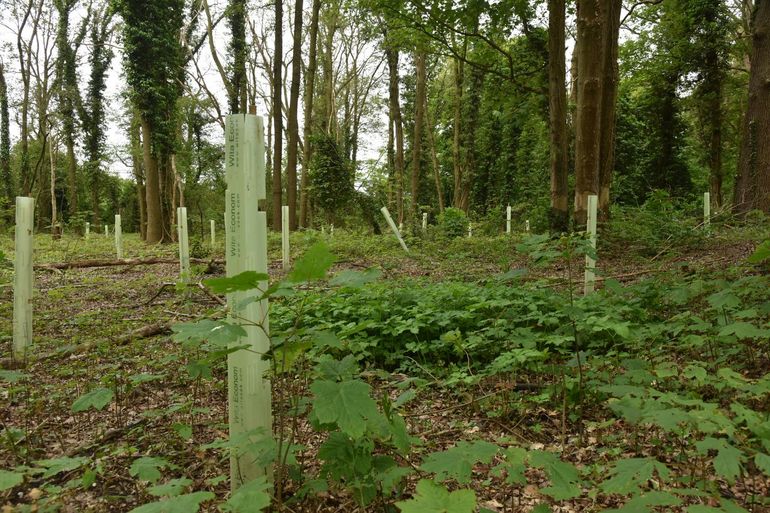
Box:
0, 470, 23, 491
289, 242, 335, 282
695, 438, 744, 483
172, 319, 246, 348
221, 476, 271, 512
0, 370, 28, 383
396, 479, 476, 513
529, 450, 581, 500
204, 271, 268, 293
72, 387, 114, 412
148, 478, 192, 497
747, 240, 770, 264
604, 491, 681, 512
129, 457, 171, 484
718, 322, 768, 339
128, 491, 214, 513
329, 268, 382, 288
420, 440, 498, 484
754, 452, 770, 477
35, 456, 89, 479
172, 423, 192, 441
310, 379, 379, 438
494, 446, 527, 485
600, 458, 669, 494
129, 373, 165, 385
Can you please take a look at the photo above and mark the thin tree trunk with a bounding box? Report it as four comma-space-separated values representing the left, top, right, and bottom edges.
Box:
272, 0, 284, 231
299, 0, 321, 228
548, 0, 569, 231
411, 51, 427, 225
425, 100, 444, 213
734, 0, 770, 214
285, 0, 303, 230
451, 56, 464, 208
50, 137, 60, 239
141, 117, 163, 243
0, 62, 12, 204
385, 46, 405, 224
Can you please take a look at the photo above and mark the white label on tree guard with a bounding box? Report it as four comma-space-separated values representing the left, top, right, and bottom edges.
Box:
381, 207, 409, 252
177, 207, 190, 281
13, 197, 34, 362
584, 195, 598, 295
225, 114, 271, 489
281, 205, 290, 270
115, 215, 123, 259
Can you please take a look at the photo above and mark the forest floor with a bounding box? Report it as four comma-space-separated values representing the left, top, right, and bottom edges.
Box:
1, 215, 769, 513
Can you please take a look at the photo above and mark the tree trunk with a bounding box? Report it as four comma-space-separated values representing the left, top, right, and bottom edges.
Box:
141, 117, 163, 243
425, 100, 444, 213
460, 67, 483, 211
299, 0, 321, 228
574, 0, 605, 226
734, 0, 770, 214
272, 0, 284, 231
548, 0, 569, 232
228, 0, 248, 113
411, 51, 427, 225
0, 62, 12, 204
50, 138, 60, 239
285, 0, 303, 230
451, 56, 464, 208
706, 49, 724, 207
597, 0, 621, 220
385, 46, 405, 224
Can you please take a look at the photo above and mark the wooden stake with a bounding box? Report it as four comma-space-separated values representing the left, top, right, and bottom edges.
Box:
381, 207, 409, 252
13, 197, 34, 362
584, 195, 598, 295
703, 192, 711, 230
177, 207, 190, 281
210, 220, 216, 246
506, 206, 511, 234
115, 215, 123, 259
225, 114, 272, 489
281, 205, 290, 270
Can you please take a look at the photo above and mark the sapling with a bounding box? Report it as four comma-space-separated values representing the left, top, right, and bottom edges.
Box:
13, 197, 34, 362
115, 215, 123, 259
281, 205, 290, 270
225, 114, 272, 488
584, 195, 598, 295
177, 207, 190, 281
381, 207, 409, 252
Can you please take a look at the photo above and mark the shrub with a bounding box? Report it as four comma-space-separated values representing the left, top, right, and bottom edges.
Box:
438, 207, 468, 238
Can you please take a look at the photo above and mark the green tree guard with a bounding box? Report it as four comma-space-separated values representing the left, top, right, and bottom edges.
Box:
210, 219, 216, 246
225, 114, 272, 489
281, 205, 290, 270
584, 195, 598, 295
176, 207, 190, 281
381, 207, 409, 252
506, 206, 512, 234
115, 215, 123, 259
13, 197, 34, 362
704, 192, 711, 230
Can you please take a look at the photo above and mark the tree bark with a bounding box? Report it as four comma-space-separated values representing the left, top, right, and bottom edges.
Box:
451, 55, 464, 209
411, 51, 427, 225
574, 0, 605, 226
272, 0, 284, 231
597, 0, 621, 220
141, 117, 163, 243
734, 0, 770, 214
385, 46, 405, 224
0, 62, 12, 204
425, 100, 444, 213
285, 0, 303, 230
299, 0, 321, 228
548, 0, 569, 232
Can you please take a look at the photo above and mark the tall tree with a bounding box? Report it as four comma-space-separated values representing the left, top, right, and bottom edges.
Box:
385, 44, 405, 224
299, 0, 321, 227
734, 0, 770, 213
272, 0, 284, 231
118, 0, 185, 242
548, 0, 569, 231
285, 0, 303, 230
410, 51, 426, 224
227, 0, 248, 113
0, 61, 12, 205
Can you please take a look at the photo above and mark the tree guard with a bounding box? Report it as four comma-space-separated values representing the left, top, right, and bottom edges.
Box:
13, 197, 34, 362
584, 195, 598, 295
115, 215, 123, 259
176, 207, 190, 281
381, 207, 409, 252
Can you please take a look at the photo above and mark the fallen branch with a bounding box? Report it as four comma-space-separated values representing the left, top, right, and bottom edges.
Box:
36, 257, 224, 271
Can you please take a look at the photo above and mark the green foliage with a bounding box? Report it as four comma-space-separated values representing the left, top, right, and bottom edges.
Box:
220, 476, 271, 512
747, 240, 770, 264
420, 441, 498, 484
310, 379, 379, 438
129, 457, 172, 483
0, 469, 23, 491
396, 480, 476, 513
437, 207, 468, 238
309, 134, 354, 215
127, 492, 215, 513
71, 387, 114, 412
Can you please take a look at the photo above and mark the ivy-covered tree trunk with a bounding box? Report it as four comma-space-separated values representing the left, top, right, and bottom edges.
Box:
300, 0, 321, 228
548, 0, 569, 232
131, 112, 147, 239
285, 0, 304, 230
141, 118, 163, 242
272, 0, 284, 231
0, 62, 12, 205
735, 0, 770, 213
227, 0, 247, 113
55, 0, 80, 218
597, 0, 621, 221
451, 55, 464, 209
17, 0, 33, 196
460, 67, 484, 212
